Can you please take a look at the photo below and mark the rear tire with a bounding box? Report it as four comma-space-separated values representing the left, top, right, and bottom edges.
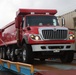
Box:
2, 47, 7, 60
60, 51, 74, 63
22, 43, 33, 64
7, 47, 11, 60
10, 47, 17, 61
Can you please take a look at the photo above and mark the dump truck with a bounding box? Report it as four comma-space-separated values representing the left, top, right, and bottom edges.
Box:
0, 9, 75, 63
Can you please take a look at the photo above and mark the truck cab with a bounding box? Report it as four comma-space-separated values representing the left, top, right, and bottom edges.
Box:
15, 9, 75, 63
0, 9, 75, 64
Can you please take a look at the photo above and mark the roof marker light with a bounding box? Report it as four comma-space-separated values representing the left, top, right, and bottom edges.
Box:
31, 12, 35, 14
46, 12, 49, 15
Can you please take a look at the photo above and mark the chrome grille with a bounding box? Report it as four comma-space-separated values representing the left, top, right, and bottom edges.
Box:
42, 29, 67, 40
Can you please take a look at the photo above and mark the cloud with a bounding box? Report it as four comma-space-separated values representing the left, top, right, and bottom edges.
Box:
0, 0, 76, 28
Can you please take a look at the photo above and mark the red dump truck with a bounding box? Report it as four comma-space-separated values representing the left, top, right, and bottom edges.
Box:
0, 9, 75, 63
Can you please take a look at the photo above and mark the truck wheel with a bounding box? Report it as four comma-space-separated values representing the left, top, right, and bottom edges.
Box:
10, 47, 16, 61
10, 50, 14, 61
2, 47, 7, 60
7, 47, 11, 60
22, 43, 33, 63
60, 51, 74, 63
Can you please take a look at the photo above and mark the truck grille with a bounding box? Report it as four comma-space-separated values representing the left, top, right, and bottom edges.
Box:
42, 30, 68, 40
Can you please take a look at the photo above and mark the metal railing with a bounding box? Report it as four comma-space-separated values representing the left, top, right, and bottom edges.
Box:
0, 59, 34, 75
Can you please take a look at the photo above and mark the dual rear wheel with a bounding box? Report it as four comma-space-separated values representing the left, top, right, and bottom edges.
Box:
0, 46, 7, 60
0, 46, 16, 61
0, 46, 74, 64
0, 44, 33, 64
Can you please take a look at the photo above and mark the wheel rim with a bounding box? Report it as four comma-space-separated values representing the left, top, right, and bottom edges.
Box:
7, 47, 10, 59
10, 50, 14, 61
23, 49, 26, 61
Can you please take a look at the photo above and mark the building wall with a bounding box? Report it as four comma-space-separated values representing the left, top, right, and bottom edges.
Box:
58, 10, 76, 58
58, 10, 76, 48
58, 10, 76, 29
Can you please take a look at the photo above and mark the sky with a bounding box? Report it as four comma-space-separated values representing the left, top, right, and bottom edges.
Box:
0, 0, 76, 28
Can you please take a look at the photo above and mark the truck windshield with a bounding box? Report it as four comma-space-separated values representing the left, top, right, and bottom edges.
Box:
26, 16, 59, 26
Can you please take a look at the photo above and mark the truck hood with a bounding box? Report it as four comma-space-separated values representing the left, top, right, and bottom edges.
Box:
29, 26, 68, 34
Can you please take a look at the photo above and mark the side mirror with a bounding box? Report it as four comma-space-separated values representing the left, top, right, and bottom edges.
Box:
27, 26, 31, 30
62, 18, 65, 26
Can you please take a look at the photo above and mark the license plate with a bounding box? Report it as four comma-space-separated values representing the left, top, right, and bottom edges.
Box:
53, 49, 60, 53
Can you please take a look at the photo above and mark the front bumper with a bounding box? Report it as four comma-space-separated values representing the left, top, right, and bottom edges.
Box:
32, 43, 75, 52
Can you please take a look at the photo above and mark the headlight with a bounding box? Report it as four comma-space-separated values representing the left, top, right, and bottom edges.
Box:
35, 36, 40, 40
30, 34, 41, 40
69, 34, 75, 40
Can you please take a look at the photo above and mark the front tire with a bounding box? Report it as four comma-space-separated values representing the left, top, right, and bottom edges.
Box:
60, 51, 74, 63
22, 43, 33, 64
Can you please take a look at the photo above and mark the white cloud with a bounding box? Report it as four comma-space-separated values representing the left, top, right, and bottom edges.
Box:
0, 0, 76, 28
